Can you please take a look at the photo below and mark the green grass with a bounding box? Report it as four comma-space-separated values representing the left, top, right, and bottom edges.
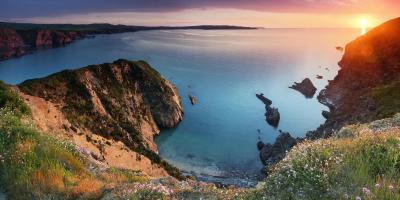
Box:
246, 114, 400, 200
0, 81, 103, 200
370, 81, 400, 119
0, 81, 30, 116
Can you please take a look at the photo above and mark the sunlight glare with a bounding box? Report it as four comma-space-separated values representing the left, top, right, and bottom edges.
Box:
360, 18, 369, 35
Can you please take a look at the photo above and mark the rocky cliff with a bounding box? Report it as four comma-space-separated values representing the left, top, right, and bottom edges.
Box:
0, 28, 85, 60
307, 17, 400, 139
18, 59, 184, 178
0, 28, 26, 59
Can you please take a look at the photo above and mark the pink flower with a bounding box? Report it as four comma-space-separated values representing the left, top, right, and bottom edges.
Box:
362, 187, 370, 195
375, 183, 381, 188
389, 185, 394, 190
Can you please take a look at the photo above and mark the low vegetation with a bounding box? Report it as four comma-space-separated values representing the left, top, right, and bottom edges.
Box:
246, 113, 400, 200
0, 81, 104, 199
370, 81, 400, 119
3, 72, 400, 200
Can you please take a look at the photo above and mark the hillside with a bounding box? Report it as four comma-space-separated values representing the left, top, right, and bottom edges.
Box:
247, 114, 400, 199
18, 59, 184, 179
308, 17, 400, 139
0, 81, 246, 200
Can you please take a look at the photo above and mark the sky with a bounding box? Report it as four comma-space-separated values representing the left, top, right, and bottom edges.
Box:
1, 0, 399, 28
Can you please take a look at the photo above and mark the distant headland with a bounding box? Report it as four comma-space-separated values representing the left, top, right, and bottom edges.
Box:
0, 22, 258, 60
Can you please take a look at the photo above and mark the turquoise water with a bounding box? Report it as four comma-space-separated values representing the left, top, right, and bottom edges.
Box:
0, 28, 359, 186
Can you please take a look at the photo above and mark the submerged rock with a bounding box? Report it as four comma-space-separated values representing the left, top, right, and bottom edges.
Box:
257, 141, 265, 151
258, 132, 297, 169
289, 78, 317, 98
316, 75, 323, 79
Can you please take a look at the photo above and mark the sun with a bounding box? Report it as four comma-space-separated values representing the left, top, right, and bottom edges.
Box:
360, 18, 369, 28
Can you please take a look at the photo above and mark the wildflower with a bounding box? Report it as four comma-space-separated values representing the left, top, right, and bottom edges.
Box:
362, 187, 370, 195
343, 193, 349, 199
375, 183, 380, 188
389, 185, 394, 190
356, 196, 362, 200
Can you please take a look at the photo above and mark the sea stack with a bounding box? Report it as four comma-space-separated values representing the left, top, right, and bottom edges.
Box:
189, 95, 197, 105
256, 93, 280, 127
289, 78, 317, 98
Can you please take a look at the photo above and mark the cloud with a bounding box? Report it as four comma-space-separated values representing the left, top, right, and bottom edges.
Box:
1, 0, 398, 19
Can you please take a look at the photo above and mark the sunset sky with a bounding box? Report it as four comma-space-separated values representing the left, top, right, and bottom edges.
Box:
1, 0, 399, 28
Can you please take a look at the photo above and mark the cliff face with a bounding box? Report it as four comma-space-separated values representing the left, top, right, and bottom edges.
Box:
18, 59, 184, 178
0, 28, 26, 59
0, 29, 85, 60
308, 17, 400, 139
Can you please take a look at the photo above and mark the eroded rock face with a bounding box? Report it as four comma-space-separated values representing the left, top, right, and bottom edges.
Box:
258, 132, 297, 169
307, 17, 400, 139
0, 28, 26, 60
19, 59, 184, 177
0, 28, 86, 60
289, 78, 317, 98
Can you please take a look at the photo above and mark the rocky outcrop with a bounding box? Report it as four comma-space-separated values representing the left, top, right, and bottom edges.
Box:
256, 93, 272, 106
256, 93, 280, 127
258, 132, 297, 169
189, 95, 197, 105
18, 59, 184, 178
266, 107, 280, 127
307, 17, 400, 139
289, 78, 317, 98
335, 46, 344, 51
0, 29, 86, 60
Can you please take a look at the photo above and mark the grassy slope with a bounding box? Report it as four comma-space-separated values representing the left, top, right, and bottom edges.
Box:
18, 60, 183, 180
0, 81, 104, 199
246, 114, 400, 200
0, 81, 244, 200
370, 81, 400, 120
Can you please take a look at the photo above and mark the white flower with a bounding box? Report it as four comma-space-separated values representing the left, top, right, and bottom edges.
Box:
389, 185, 394, 190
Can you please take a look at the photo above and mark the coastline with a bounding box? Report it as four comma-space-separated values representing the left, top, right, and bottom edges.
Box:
0, 23, 257, 61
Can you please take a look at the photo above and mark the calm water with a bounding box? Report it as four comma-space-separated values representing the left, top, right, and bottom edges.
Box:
0, 28, 359, 186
